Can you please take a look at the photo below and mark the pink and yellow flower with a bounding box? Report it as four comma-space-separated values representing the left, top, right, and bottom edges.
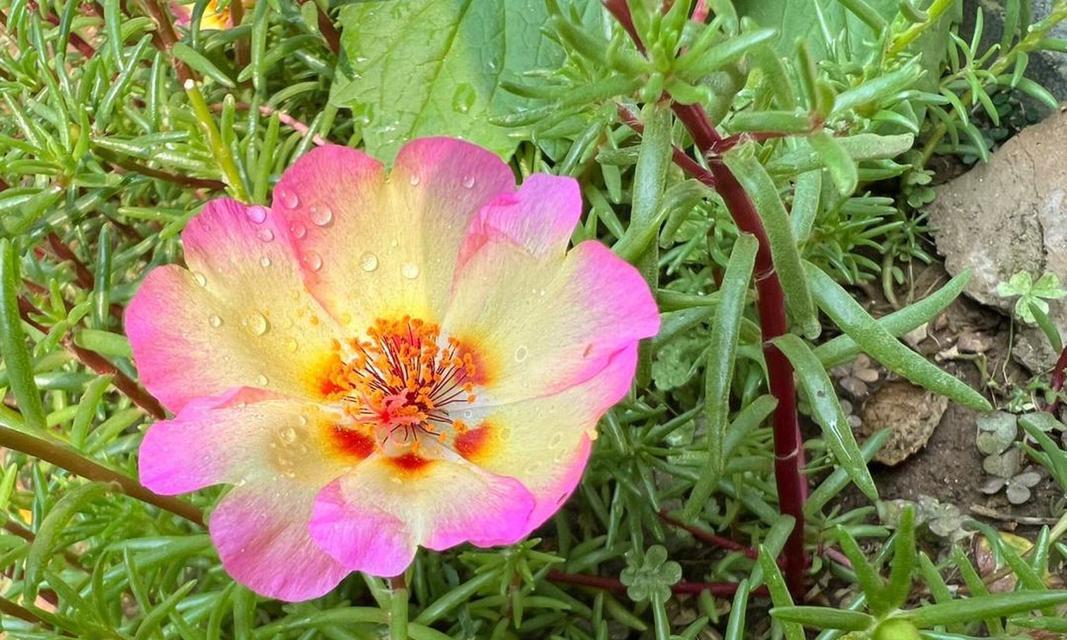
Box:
128, 138, 659, 601
172, 0, 252, 30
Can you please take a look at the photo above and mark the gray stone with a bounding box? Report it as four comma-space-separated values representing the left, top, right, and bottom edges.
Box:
962, 0, 1067, 101
928, 108, 1067, 370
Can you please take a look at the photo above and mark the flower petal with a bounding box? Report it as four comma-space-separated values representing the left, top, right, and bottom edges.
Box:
309, 455, 535, 576
139, 388, 363, 600
456, 174, 581, 268
138, 388, 349, 495
445, 239, 659, 404
211, 483, 350, 601
459, 345, 636, 531
126, 198, 342, 413
272, 139, 514, 328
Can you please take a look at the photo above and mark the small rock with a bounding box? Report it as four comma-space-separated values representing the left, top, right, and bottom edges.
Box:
928, 109, 1067, 371
858, 381, 950, 466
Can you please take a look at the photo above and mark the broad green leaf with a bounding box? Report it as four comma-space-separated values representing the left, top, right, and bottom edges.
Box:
331, 0, 600, 160
773, 334, 877, 500
685, 234, 758, 518
806, 263, 991, 411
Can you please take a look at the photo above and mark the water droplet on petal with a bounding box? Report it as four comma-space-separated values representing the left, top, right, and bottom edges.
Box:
408, 174, 421, 186
246, 206, 268, 224
285, 337, 299, 352
208, 314, 223, 328
277, 188, 299, 209
259, 256, 272, 268
256, 373, 269, 386
401, 262, 420, 279
360, 251, 379, 272
279, 427, 297, 443
257, 228, 274, 242
193, 272, 207, 287
299, 415, 309, 426
290, 221, 307, 239
247, 312, 269, 336
514, 345, 529, 362
304, 252, 323, 272
462, 175, 476, 189
310, 205, 334, 227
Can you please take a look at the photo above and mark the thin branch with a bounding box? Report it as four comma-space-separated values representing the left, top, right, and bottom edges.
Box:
0, 426, 203, 526
99, 151, 228, 190
211, 102, 329, 146
0, 595, 47, 626
19, 297, 166, 420
658, 510, 757, 559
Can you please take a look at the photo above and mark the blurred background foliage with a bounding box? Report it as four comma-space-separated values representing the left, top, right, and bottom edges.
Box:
1, 0, 1066, 638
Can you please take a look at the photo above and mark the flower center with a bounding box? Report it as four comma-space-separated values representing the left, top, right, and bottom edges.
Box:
321, 317, 480, 459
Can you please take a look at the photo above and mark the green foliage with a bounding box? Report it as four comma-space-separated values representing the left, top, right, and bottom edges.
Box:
996, 270, 1067, 324
1, 0, 1066, 638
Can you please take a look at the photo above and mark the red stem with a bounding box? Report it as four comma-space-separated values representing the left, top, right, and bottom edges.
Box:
604, 0, 809, 597
546, 570, 765, 598
658, 510, 757, 559
1047, 344, 1067, 412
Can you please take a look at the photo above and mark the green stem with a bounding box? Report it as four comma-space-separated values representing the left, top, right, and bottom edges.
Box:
389, 575, 410, 640
0, 426, 204, 526
184, 79, 250, 202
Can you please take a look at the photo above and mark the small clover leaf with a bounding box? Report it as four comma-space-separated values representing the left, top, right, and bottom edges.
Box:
976, 412, 1017, 455
996, 271, 1067, 324
620, 545, 681, 603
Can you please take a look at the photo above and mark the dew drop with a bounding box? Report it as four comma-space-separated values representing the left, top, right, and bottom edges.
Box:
277, 188, 299, 209
193, 272, 208, 288
256, 373, 269, 386
360, 251, 379, 272
285, 337, 299, 352
208, 314, 223, 328
247, 312, 269, 336
246, 206, 268, 224
299, 414, 309, 426
401, 262, 420, 279
279, 427, 297, 444
290, 221, 307, 239
304, 252, 323, 272
451, 83, 476, 114
462, 175, 476, 189
310, 205, 334, 227
514, 345, 529, 362
408, 174, 421, 186
257, 228, 275, 242
498, 425, 513, 442
259, 256, 272, 268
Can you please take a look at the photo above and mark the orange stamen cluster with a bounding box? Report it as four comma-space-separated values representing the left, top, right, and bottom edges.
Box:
324, 317, 478, 445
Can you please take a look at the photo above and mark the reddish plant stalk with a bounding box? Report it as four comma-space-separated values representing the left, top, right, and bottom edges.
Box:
19, 298, 167, 420
1047, 344, 1067, 412
658, 510, 757, 559
546, 570, 766, 597
603, 0, 809, 596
